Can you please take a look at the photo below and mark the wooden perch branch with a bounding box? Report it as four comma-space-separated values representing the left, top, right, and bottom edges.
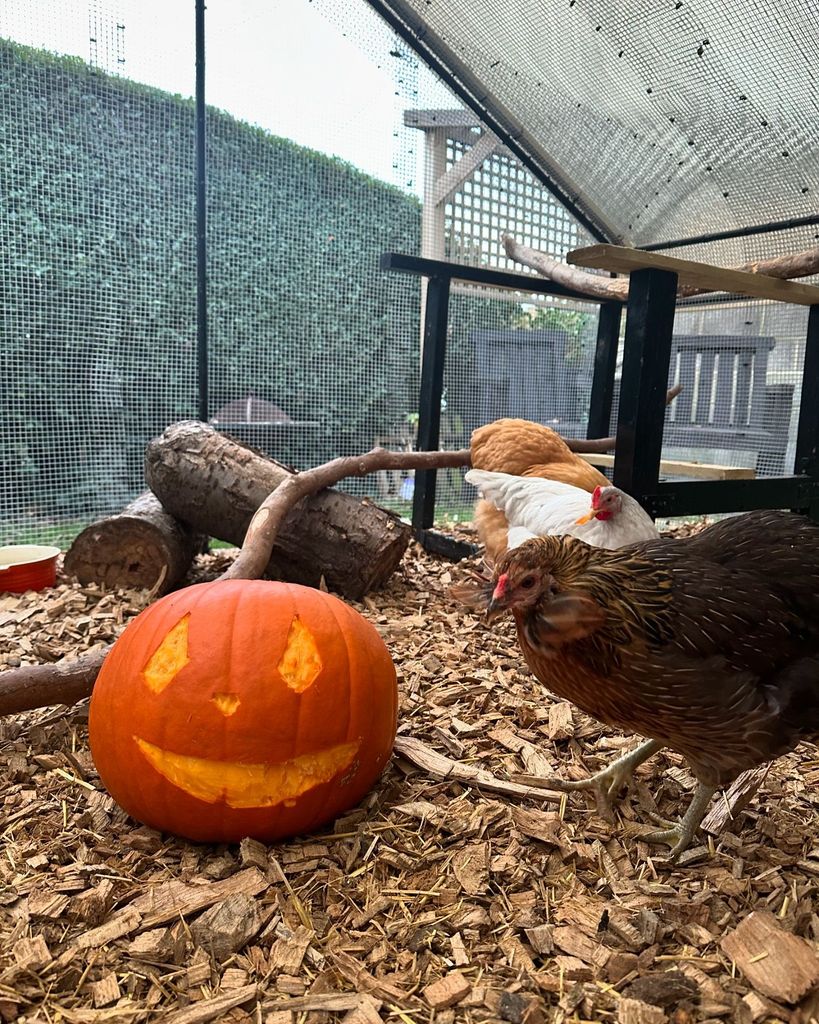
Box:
503, 234, 819, 303
1, 413, 681, 718
0, 446, 471, 717
0, 647, 110, 718
223, 446, 471, 581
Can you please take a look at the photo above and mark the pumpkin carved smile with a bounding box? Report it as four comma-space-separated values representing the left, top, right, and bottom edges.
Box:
133, 735, 361, 809
89, 579, 398, 843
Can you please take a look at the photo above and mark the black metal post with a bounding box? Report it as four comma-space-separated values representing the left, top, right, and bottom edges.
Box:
612, 268, 678, 502
412, 275, 451, 530
645, 476, 819, 518
794, 304, 819, 520
195, 0, 208, 422
795, 305, 819, 476
642, 212, 819, 253
586, 302, 622, 439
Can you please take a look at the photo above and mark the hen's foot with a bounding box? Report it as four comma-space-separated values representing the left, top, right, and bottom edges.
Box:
640, 782, 717, 862
516, 739, 663, 819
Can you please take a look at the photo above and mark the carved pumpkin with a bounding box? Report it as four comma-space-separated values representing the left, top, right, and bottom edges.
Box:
88, 580, 398, 842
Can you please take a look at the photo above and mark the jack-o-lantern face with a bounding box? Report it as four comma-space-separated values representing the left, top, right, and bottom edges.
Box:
88, 580, 398, 843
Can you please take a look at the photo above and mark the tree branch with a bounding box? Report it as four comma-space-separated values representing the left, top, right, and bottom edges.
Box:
222, 447, 471, 581
0, 647, 110, 717
503, 234, 819, 302
1, 416, 683, 717
1, 447, 471, 717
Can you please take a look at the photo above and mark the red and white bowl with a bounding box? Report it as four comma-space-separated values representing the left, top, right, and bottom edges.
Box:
0, 545, 61, 593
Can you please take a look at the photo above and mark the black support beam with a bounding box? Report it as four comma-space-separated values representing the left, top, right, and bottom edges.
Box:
612, 268, 678, 502
644, 477, 819, 519
587, 302, 622, 439
195, 0, 208, 422
412, 275, 451, 530
380, 252, 608, 305
795, 305, 819, 477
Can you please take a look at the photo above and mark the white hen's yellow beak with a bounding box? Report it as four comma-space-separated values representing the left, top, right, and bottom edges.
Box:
575, 508, 599, 525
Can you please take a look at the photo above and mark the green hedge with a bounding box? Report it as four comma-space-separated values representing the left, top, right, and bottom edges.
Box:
0, 39, 421, 528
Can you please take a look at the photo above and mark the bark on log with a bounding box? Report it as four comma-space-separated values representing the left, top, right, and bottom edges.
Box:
502, 234, 819, 303
144, 421, 412, 601
63, 492, 205, 596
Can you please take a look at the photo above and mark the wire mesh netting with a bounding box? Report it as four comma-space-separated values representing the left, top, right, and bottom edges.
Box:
1, 1, 198, 544
1, 0, 602, 541
1, 0, 814, 547
377, 0, 819, 247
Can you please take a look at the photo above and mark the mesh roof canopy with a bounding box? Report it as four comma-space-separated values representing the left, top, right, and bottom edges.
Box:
371, 0, 819, 247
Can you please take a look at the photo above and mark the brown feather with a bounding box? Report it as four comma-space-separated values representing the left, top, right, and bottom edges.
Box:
457, 512, 819, 790
470, 418, 609, 562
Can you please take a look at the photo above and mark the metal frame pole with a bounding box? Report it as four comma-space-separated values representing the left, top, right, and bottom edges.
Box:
195, 0, 208, 422
412, 275, 451, 530
794, 304, 819, 520
587, 302, 622, 439
612, 268, 678, 502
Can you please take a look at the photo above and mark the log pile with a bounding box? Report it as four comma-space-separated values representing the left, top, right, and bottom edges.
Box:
1, 423, 472, 716
144, 421, 413, 600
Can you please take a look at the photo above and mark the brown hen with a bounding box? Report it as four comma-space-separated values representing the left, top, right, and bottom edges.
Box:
470, 418, 608, 563
454, 510, 819, 859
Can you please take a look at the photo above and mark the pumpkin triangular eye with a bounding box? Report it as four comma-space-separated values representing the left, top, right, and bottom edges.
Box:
143, 615, 190, 693
277, 616, 322, 692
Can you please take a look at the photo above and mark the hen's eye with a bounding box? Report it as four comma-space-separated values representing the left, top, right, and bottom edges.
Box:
520, 576, 536, 589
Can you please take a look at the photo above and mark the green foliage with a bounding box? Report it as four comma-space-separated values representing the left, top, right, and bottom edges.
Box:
1, 38, 421, 535
512, 304, 595, 362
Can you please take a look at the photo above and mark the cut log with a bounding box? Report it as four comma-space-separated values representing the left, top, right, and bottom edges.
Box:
63, 492, 205, 596
144, 421, 412, 600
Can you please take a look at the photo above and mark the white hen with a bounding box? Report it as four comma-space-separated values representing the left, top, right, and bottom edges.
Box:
465, 469, 659, 552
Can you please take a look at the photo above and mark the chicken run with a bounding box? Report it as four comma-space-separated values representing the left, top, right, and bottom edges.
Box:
2, 420, 819, 1024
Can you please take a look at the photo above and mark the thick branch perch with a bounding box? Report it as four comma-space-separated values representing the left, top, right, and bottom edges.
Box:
2, 416, 681, 717
503, 234, 819, 303
145, 422, 420, 600
225, 445, 471, 582
0, 444, 472, 717
555, 384, 681, 453
0, 647, 109, 718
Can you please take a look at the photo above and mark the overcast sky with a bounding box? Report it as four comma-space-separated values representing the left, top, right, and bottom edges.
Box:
0, 0, 454, 192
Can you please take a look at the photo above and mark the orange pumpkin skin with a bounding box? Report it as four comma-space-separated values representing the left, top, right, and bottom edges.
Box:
88, 580, 398, 843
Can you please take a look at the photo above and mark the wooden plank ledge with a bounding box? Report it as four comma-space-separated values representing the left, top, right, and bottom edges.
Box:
567, 244, 819, 306
577, 452, 756, 480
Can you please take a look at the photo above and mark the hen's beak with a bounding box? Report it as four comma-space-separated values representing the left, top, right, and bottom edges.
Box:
485, 575, 510, 622
575, 507, 599, 525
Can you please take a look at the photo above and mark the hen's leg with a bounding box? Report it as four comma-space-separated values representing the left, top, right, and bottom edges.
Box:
517, 738, 663, 817
640, 782, 717, 861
